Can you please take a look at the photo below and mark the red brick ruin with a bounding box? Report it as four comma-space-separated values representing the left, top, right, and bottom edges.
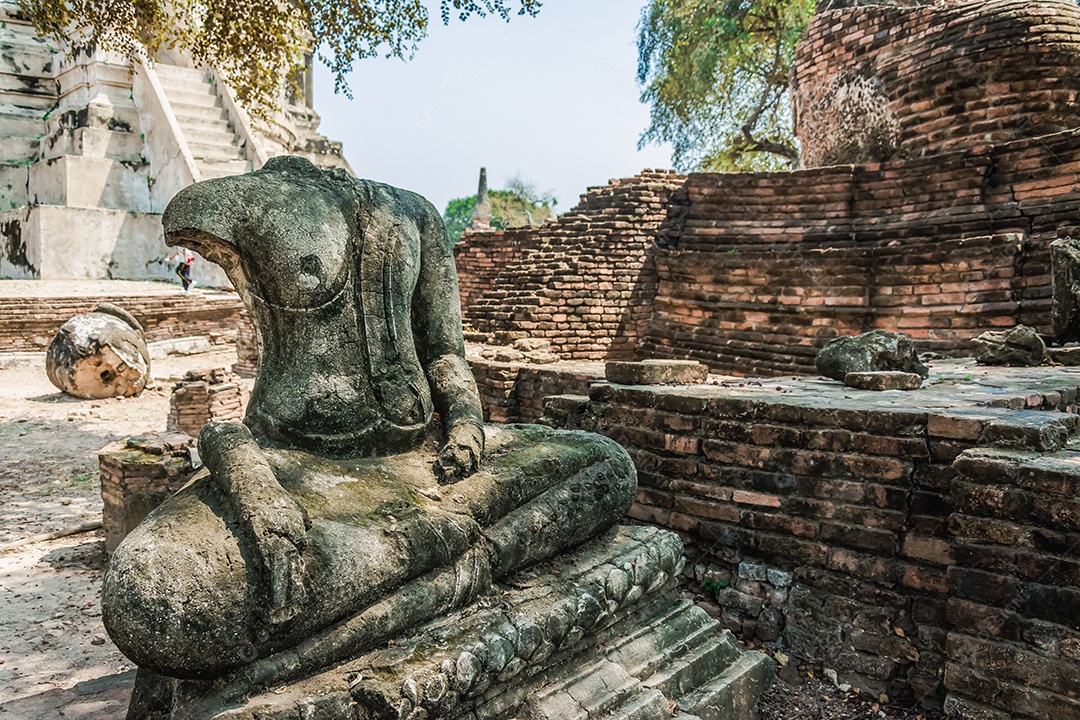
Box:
457, 0, 1080, 377
455, 2, 1080, 718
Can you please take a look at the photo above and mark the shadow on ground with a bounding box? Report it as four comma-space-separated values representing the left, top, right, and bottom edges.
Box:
0, 669, 133, 719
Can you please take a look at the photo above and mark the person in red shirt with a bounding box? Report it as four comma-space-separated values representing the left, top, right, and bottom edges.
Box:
167, 247, 196, 290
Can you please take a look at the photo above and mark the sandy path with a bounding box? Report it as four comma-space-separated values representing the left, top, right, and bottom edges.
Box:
0, 348, 238, 718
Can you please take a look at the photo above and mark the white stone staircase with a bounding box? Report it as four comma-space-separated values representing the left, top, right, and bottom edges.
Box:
0, 2, 57, 209
153, 64, 252, 180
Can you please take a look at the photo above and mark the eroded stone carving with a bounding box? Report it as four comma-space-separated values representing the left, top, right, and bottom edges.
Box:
102, 157, 642, 716
972, 325, 1046, 367
815, 330, 928, 381
45, 302, 150, 398
1051, 236, 1080, 343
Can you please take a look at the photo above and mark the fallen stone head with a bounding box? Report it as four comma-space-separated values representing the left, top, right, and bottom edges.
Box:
101, 157, 638, 712
46, 302, 150, 399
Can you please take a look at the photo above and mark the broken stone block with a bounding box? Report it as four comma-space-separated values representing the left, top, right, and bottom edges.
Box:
1051, 237, 1080, 343
45, 303, 151, 399
972, 325, 1046, 367
493, 347, 525, 363
815, 331, 928, 381
605, 359, 709, 385
512, 337, 550, 353
1047, 345, 1080, 366
511, 337, 561, 364
844, 371, 924, 391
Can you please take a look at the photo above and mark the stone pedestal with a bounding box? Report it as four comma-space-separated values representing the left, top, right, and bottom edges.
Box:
98, 434, 197, 553
135, 526, 773, 719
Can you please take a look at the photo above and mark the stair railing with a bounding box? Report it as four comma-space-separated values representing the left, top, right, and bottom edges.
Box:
132, 60, 202, 209
211, 67, 269, 170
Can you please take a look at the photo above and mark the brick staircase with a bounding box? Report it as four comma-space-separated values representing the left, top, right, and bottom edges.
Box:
153, 63, 252, 180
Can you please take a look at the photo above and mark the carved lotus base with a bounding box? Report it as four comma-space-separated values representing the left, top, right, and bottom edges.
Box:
130, 526, 773, 720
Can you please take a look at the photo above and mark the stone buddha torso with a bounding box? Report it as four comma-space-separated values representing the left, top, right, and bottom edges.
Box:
227, 170, 434, 456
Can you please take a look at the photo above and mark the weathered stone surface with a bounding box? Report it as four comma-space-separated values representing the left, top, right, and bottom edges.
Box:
478, 338, 560, 366
972, 325, 1045, 367
104, 157, 641, 718
606, 359, 709, 385
1047, 345, 1080, 366
164, 527, 772, 719
844, 371, 923, 391
1051, 237, 1080, 344
815, 330, 928, 381
45, 302, 150, 398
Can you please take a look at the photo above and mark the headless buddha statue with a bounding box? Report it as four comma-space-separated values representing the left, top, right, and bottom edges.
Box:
101, 156, 636, 683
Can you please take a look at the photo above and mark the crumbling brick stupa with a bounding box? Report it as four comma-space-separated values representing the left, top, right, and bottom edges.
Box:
456, 0, 1080, 378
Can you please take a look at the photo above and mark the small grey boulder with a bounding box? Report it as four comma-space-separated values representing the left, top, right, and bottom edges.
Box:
972, 325, 1045, 367
815, 331, 928, 381
46, 303, 150, 398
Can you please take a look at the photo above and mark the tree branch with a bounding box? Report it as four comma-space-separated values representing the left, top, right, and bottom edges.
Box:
740, 124, 799, 162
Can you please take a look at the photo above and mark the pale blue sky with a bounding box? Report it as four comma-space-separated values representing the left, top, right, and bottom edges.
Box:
312, 1, 674, 214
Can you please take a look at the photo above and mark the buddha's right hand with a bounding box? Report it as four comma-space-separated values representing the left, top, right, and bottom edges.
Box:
199, 421, 310, 625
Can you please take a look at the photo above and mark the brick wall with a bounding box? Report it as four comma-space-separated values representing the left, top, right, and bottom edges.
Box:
99, 434, 196, 553
454, 228, 534, 311
166, 367, 247, 437
945, 446, 1080, 720
543, 372, 1080, 717
793, 0, 1080, 166
233, 310, 258, 377
0, 292, 245, 352
645, 132, 1080, 376
454, 171, 686, 360
454, 130, 1080, 378
469, 357, 602, 423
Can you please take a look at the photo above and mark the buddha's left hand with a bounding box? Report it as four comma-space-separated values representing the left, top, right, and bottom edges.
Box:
434, 421, 484, 484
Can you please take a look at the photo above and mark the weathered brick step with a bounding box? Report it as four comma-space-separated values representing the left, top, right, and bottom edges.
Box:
929, 408, 1080, 452
954, 446, 1080, 498
677, 650, 775, 720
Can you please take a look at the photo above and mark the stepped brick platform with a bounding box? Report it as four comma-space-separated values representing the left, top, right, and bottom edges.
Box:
0, 280, 244, 352
467, 351, 605, 424
454, 1, 1080, 378
531, 359, 1080, 719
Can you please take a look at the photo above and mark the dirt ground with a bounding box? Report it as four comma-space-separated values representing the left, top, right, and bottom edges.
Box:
0, 348, 237, 719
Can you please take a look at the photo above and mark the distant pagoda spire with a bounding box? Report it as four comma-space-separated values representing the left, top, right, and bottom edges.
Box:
471, 167, 493, 230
